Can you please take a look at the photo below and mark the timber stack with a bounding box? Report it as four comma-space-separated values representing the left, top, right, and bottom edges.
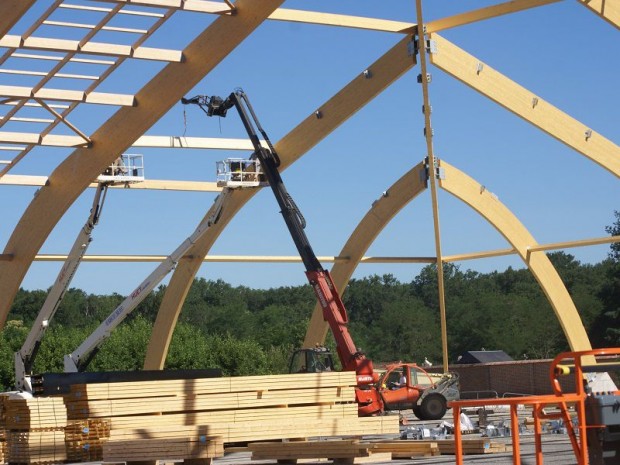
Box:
0, 372, 399, 464
2, 395, 67, 464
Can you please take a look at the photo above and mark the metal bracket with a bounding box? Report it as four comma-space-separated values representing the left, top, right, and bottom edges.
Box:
417, 73, 432, 84
426, 39, 437, 54
423, 156, 445, 180
585, 129, 592, 141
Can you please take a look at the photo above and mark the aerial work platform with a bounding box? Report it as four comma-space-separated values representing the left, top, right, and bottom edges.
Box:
97, 154, 145, 184
216, 158, 267, 188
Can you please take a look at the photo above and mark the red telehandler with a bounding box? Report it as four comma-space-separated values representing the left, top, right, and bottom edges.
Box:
182, 89, 459, 420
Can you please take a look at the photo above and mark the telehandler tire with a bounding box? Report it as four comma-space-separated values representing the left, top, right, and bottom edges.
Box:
418, 394, 447, 420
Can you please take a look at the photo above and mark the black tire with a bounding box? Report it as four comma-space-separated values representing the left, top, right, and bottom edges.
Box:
412, 405, 423, 420
419, 394, 447, 420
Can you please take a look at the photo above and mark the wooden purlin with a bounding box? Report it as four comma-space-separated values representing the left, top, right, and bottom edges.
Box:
0, 35, 184, 62
425, 0, 561, 32
429, 34, 620, 178
0, 0, 286, 326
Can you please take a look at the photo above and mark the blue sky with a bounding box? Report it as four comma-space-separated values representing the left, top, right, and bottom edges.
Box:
1, 0, 618, 295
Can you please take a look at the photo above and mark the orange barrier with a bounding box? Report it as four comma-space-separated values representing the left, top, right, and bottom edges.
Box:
449, 348, 620, 465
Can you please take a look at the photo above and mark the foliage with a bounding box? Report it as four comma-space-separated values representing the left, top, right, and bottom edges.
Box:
2, 221, 619, 390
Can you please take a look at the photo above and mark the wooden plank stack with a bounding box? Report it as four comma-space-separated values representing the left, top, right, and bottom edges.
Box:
65, 418, 110, 462
2, 396, 67, 464
64, 372, 398, 462
249, 439, 393, 463
411, 438, 511, 455
0, 429, 6, 465
366, 440, 441, 458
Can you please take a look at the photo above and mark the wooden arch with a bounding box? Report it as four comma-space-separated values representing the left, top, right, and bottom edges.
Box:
302, 159, 592, 353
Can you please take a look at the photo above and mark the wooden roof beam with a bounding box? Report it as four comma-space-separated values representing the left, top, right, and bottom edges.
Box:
426, 0, 561, 32
0, 132, 258, 149
100, 0, 233, 14
429, 34, 620, 178
0, 175, 221, 191
0, 85, 135, 106
0, 35, 183, 62
0, 132, 88, 147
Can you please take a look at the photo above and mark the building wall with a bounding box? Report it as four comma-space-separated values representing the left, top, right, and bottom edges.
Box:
429, 359, 576, 398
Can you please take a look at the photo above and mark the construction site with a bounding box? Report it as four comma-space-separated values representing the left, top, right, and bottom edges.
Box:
0, 0, 619, 464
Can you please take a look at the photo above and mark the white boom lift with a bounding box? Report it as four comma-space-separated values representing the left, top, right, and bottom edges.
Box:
14, 155, 144, 392
63, 188, 230, 372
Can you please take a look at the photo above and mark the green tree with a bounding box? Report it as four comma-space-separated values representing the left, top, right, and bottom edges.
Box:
591, 211, 620, 347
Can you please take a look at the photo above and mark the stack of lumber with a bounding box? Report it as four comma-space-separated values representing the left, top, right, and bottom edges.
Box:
103, 430, 223, 462
366, 440, 441, 458
2, 396, 68, 464
249, 439, 392, 464
413, 438, 511, 455
0, 396, 5, 464
5, 430, 66, 464
0, 429, 5, 465
65, 418, 110, 462
3, 397, 66, 430
65, 372, 398, 462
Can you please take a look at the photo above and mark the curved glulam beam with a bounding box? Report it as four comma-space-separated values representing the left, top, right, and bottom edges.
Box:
303, 162, 428, 348
429, 34, 620, 178
143, 35, 417, 369
438, 160, 591, 351
0, 0, 285, 327
577, 0, 620, 29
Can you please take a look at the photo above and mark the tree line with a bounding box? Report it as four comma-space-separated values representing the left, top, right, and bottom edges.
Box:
1, 213, 618, 391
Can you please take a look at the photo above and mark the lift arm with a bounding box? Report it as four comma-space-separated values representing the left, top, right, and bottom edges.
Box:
63, 189, 230, 372
182, 90, 376, 386
15, 183, 109, 391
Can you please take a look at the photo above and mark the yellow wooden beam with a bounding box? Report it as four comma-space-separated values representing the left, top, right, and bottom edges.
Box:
577, 0, 620, 29
144, 35, 418, 370
0, 35, 184, 62
101, 0, 233, 14
426, 0, 561, 32
304, 162, 427, 348
429, 34, 620, 178
132, 135, 256, 150
0, 0, 285, 328
0, 175, 222, 192
0, 85, 135, 106
438, 160, 592, 352
268, 9, 414, 32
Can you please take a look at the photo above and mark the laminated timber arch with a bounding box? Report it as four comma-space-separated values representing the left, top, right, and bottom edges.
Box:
302, 159, 592, 353
143, 35, 418, 369
0, 0, 285, 326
